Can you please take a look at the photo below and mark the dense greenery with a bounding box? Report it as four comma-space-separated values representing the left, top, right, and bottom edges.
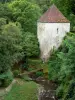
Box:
0, 18, 23, 86
0, 0, 12, 3
0, 0, 75, 100
0, 3, 12, 19
8, 0, 41, 33
53, 0, 75, 31
23, 32, 39, 57
0, 0, 41, 86
48, 32, 75, 100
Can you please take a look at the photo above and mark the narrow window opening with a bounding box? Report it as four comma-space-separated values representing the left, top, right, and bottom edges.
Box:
57, 28, 58, 34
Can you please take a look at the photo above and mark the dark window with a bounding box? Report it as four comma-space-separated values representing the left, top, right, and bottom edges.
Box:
57, 28, 58, 34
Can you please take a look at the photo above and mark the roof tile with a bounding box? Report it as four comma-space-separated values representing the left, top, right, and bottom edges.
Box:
38, 4, 70, 23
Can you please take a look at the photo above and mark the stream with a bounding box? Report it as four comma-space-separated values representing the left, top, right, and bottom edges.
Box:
36, 78, 57, 100
29, 74, 58, 100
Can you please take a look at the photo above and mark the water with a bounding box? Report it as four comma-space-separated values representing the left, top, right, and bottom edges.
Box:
29, 73, 58, 100
38, 86, 56, 100
36, 79, 57, 100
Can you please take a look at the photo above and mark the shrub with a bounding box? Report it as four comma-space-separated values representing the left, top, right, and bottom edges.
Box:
13, 70, 20, 78
73, 26, 75, 32
69, 14, 75, 31
56, 84, 64, 99
35, 71, 43, 77
3, 77, 12, 87
0, 18, 6, 28
28, 68, 35, 71
65, 80, 75, 100
23, 32, 40, 57
0, 70, 13, 87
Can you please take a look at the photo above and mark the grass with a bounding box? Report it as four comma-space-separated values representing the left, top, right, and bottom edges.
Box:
28, 58, 49, 78
28, 58, 43, 69
28, 58, 48, 70
4, 79, 38, 100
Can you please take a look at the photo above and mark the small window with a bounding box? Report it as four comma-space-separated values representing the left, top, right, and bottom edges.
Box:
57, 28, 59, 34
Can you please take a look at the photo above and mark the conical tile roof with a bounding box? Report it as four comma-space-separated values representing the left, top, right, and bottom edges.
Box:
38, 4, 70, 23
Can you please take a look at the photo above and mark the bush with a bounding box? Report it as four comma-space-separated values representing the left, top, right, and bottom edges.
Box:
56, 84, 64, 99
3, 77, 12, 87
23, 32, 40, 57
65, 80, 75, 100
28, 68, 35, 71
13, 70, 20, 78
73, 26, 75, 32
0, 18, 6, 28
0, 70, 13, 87
35, 71, 43, 77
69, 14, 75, 31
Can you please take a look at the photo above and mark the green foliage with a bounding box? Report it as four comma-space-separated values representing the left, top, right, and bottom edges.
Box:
0, 18, 6, 27
0, 19, 23, 86
8, 0, 41, 33
28, 58, 43, 69
0, 22, 23, 72
69, 14, 75, 31
48, 51, 62, 80
48, 32, 75, 99
73, 26, 75, 32
13, 70, 20, 78
0, 70, 13, 87
53, 0, 75, 30
0, 18, 6, 33
65, 80, 75, 100
0, 3, 12, 20
28, 67, 34, 71
53, 0, 75, 16
35, 71, 43, 77
23, 32, 39, 57
0, 1, 41, 87
35, 0, 52, 13
0, 0, 12, 3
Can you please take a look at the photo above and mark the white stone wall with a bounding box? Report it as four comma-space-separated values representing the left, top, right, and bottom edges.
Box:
37, 22, 70, 61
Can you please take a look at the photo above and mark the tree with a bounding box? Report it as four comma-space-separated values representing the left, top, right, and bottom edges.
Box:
8, 0, 41, 33
0, 22, 23, 72
53, 0, 75, 17
52, 0, 75, 30
0, 0, 13, 3
0, 19, 23, 86
35, 0, 52, 13
48, 32, 75, 100
0, 3, 12, 20
23, 32, 39, 57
